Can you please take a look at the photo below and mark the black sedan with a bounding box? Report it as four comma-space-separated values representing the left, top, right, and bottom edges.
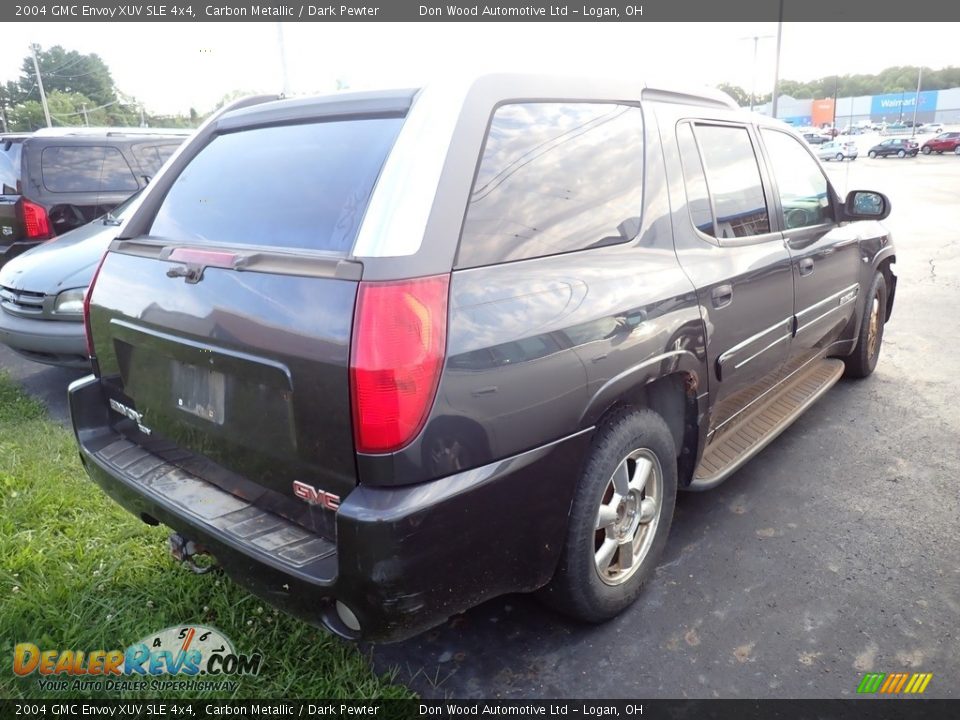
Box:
867, 138, 920, 158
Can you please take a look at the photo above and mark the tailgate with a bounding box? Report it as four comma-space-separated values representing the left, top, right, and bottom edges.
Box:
89, 251, 359, 512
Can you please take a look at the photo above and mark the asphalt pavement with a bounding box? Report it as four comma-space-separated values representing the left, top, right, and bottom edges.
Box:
2, 151, 958, 699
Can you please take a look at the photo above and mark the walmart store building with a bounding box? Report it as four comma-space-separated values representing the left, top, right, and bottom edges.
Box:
757, 87, 960, 126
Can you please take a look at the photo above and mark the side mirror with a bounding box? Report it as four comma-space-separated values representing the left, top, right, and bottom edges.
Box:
843, 190, 891, 221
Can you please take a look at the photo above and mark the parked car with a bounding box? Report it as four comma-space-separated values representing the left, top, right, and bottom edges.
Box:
817, 140, 859, 161
923, 123, 943, 135
802, 131, 830, 144
0, 191, 142, 367
70, 76, 896, 642
920, 132, 960, 154
868, 138, 919, 158
0, 129, 187, 268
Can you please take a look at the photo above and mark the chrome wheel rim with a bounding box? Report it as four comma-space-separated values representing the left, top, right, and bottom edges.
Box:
866, 296, 881, 359
594, 448, 662, 586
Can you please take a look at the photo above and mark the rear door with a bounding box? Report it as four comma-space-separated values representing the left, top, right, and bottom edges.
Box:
87, 114, 405, 528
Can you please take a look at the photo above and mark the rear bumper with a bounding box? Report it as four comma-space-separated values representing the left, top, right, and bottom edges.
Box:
0, 309, 88, 367
69, 374, 589, 642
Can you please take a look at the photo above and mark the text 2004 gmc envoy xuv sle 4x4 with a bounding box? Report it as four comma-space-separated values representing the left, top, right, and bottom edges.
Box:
69, 75, 896, 642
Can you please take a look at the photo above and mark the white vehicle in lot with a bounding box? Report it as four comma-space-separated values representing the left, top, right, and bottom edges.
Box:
817, 140, 859, 162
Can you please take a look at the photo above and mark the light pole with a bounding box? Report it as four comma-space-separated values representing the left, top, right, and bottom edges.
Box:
911, 67, 923, 138
772, 1, 784, 119
740, 33, 775, 112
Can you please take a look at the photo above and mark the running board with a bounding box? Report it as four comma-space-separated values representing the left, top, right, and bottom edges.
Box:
689, 358, 845, 491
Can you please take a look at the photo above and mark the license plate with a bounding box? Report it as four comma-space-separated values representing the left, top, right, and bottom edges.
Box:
172, 361, 226, 425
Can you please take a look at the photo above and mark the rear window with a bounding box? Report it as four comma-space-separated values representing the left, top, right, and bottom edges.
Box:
150, 118, 403, 253
132, 142, 181, 177
0, 153, 17, 195
458, 102, 644, 267
41, 145, 140, 193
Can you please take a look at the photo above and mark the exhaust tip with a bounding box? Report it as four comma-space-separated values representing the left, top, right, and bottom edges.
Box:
335, 601, 361, 632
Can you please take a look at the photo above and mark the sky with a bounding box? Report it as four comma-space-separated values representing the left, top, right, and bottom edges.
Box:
2, 22, 957, 116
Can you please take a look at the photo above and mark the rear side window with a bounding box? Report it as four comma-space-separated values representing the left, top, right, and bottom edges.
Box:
132, 143, 180, 177
676, 123, 715, 236
458, 102, 644, 267
41, 145, 139, 193
150, 118, 402, 253
693, 125, 771, 239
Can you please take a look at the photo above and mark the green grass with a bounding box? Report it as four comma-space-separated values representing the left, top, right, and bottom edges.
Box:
0, 372, 412, 700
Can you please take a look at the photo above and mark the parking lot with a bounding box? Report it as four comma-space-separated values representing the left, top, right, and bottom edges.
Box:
1, 150, 958, 699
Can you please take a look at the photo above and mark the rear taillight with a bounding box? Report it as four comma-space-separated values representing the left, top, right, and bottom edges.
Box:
83, 252, 108, 359
20, 199, 51, 239
350, 274, 450, 454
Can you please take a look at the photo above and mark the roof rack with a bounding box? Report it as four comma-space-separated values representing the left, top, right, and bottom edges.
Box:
28, 126, 194, 137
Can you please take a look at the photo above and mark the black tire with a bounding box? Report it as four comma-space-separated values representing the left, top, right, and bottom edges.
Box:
897, 149, 906, 158
922, 146, 931, 154
540, 408, 677, 623
836, 152, 844, 161
844, 272, 887, 379
868, 150, 877, 158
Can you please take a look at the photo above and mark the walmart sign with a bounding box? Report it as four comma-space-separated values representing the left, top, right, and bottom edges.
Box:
871, 90, 939, 119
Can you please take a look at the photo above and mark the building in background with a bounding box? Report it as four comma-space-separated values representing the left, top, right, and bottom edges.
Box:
754, 87, 960, 126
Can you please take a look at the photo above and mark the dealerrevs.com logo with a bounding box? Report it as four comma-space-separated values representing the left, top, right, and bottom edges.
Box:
13, 625, 262, 693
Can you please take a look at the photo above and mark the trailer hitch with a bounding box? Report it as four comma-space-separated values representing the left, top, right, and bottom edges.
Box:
169, 532, 219, 575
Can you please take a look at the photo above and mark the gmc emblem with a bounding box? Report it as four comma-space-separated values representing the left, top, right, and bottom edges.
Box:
292, 481, 341, 511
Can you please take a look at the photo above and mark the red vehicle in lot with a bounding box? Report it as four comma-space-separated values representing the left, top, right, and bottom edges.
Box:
920, 132, 960, 155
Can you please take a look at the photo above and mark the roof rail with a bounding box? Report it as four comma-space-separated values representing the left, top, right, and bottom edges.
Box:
30, 126, 194, 137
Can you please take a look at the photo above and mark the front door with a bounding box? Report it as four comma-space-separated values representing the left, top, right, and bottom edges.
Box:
759, 128, 862, 374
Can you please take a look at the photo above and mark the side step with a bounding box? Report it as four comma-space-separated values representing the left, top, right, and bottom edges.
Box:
689, 358, 845, 490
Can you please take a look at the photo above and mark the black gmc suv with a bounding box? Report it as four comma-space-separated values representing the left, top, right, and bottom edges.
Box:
69, 76, 896, 642
0, 129, 186, 267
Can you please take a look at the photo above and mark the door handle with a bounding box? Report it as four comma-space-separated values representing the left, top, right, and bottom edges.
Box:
711, 284, 733, 309
798, 258, 815, 276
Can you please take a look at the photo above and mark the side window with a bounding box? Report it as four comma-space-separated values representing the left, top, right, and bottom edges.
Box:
693, 124, 771, 239
761, 129, 832, 230
41, 146, 139, 193
676, 122, 715, 236
458, 102, 644, 267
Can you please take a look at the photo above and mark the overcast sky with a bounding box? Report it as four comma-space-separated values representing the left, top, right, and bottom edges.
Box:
2, 22, 956, 115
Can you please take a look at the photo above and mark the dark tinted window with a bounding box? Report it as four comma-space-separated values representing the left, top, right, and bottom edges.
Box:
458, 103, 644, 267
132, 142, 181, 177
676, 123, 714, 235
41, 145, 139, 193
150, 118, 402, 253
761, 129, 832, 230
1, 141, 22, 194
694, 124, 770, 239
0, 152, 17, 195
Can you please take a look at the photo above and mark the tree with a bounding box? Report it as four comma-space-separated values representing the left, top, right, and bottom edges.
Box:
11, 45, 116, 107
717, 83, 750, 107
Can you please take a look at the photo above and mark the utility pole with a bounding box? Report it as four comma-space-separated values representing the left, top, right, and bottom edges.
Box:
911, 67, 922, 139
82, 104, 89, 126
140, 105, 146, 128
30, 43, 52, 128
771, 1, 784, 119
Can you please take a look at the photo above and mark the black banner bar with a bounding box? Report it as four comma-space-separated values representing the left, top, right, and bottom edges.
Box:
3, 0, 959, 22
2, 700, 959, 720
